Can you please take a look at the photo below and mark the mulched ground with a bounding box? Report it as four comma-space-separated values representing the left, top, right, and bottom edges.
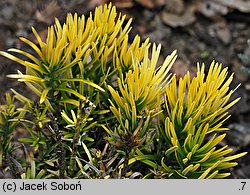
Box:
0, 0, 249, 178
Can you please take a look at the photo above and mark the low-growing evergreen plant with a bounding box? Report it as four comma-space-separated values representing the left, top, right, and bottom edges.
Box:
0, 4, 247, 179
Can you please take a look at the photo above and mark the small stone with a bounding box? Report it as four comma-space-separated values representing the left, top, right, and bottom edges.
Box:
164, 0, 184, 15
161, 6, 196, 27
197, 1, 229, 18
216, 26, 231, 45
245, 83, 250, 90
1, 5, 14, 20
215, 0, 250, 13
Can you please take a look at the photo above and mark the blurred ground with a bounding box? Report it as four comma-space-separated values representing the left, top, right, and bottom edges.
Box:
0, 0, 250, 178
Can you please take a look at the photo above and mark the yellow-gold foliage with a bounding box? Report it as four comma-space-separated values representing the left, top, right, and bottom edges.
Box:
108, 44, 176, 142
0, 3, 133, 107
0, 3, 247, 179
109, 45, 177, 112
159, 61, 247, 178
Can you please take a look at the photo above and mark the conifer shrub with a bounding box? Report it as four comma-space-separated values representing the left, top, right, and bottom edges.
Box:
0, 4, 247, 179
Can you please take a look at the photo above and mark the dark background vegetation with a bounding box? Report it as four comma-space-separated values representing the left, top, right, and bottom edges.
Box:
0, 0, 249, 178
